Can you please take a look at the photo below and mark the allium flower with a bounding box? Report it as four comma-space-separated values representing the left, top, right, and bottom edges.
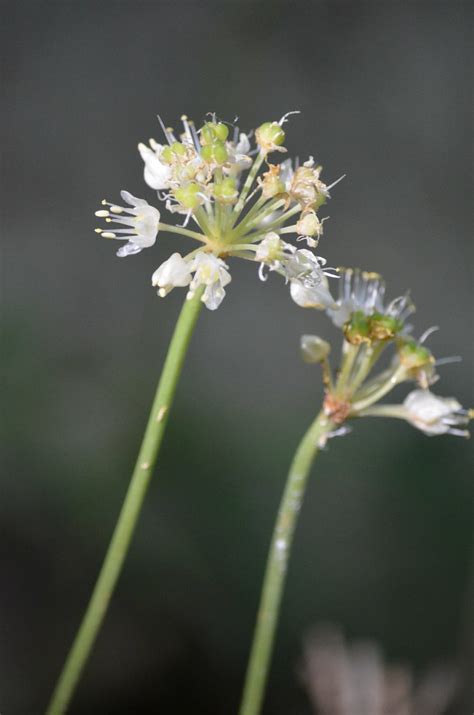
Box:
402, 389, 471, 437
296, 269, 471, 441
151, 253, 192, 297
187, 253, 231, 310
95, 191, 160, 257
327, 268, 414, 331
95, 112, 342, 310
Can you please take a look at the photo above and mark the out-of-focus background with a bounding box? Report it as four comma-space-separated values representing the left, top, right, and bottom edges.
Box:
2, 1, 473, 713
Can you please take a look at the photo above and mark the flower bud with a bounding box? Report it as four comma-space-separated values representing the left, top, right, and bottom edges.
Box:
300, 334, 331, 363
255, 121, 286, 153
343, 311, 371, 345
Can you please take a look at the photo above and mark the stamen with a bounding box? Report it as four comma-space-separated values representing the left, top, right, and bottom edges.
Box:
110, 206, 123, 214
94, 228, 103, 233
157, 114, 173, 145
278, 110, 300, 126
258, 263, 269, 282
435, 356, 462, 366
326, 174, 346, 191
101, 232, 116, 239
95, 210, 109, 217
419, 325, 440, 343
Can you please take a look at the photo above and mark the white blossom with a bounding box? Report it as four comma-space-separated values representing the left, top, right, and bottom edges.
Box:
152, 253, 192, 297
95, 191, 160, 257
138, 140, 173, 190
187, 253, 231, 310
403, 390, 471, 437
327, 268, 414, 328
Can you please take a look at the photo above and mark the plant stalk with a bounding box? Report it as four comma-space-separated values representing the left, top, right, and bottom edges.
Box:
45, 290, 204, 715
238, 410, 334, 715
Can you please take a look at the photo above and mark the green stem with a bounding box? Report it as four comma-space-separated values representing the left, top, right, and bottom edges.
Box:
334, 343, 359, 396
243, 204, 301, 242
158, 222, 206, 243
351, 365, 406, 413
45, 291, 204, 715
238, 410, 335, 715
232, 152, 265, 221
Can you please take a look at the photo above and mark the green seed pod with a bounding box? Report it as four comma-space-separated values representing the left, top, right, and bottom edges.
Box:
213, 123, 229, 141
398, 340, 434, 370
343, 311, 371, 345
170, 141, 186, 157
369, 312, 403, 340
174, 183, 201, 210
200, 123, 215, 145
200, 144, 214, 162
213, 177, 238, 204
213, 141, 229, 164
255, 122, 286, 152
161, 146, 174, 164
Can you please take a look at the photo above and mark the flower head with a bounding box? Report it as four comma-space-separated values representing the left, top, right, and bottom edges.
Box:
298, 269, 470, 441
327, 268, 414, 331
96, 112, 342, 310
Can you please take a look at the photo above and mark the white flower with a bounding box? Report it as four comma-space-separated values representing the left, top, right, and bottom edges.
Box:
327, 268, 414, 328
187, 253, 232, 310
403, 389, 471, 437
138, 140, 173, 190
225, 133, 252, 177
286, 250, 335, 309
152, 253, 192, 297
95, 191, 160, 257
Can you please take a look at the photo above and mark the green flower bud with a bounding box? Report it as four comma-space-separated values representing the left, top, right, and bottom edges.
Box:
213, 177, 238, 204
369, 312, 403, 340
398, 340, 434, 370
255, 122, 286, 152
343, 311, 371, 345
174, 183, 202, 210
300, 334, 331, 363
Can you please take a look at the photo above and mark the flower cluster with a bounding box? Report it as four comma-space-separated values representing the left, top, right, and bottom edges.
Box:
301, 269, 471, 439
95, 113, 341, 310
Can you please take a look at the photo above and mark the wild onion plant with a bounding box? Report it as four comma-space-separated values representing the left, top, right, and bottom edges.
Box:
45, 112, 341, 714
238, 268, 472, 715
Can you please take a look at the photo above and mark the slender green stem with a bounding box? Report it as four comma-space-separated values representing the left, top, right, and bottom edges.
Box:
351, 365, 406, 413
45, 291, 204, 715
243, 205, 301, 243
334, 343, 360, 396
239, 410, 335, 715
158, 222, 206, 243
232, 152, 265, 221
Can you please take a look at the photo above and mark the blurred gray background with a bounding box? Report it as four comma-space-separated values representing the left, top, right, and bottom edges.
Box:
2, 1, 473, 713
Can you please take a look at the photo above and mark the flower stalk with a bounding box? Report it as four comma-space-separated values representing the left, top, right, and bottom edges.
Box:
45, 289, 203, 715
239, 411, 335, 715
